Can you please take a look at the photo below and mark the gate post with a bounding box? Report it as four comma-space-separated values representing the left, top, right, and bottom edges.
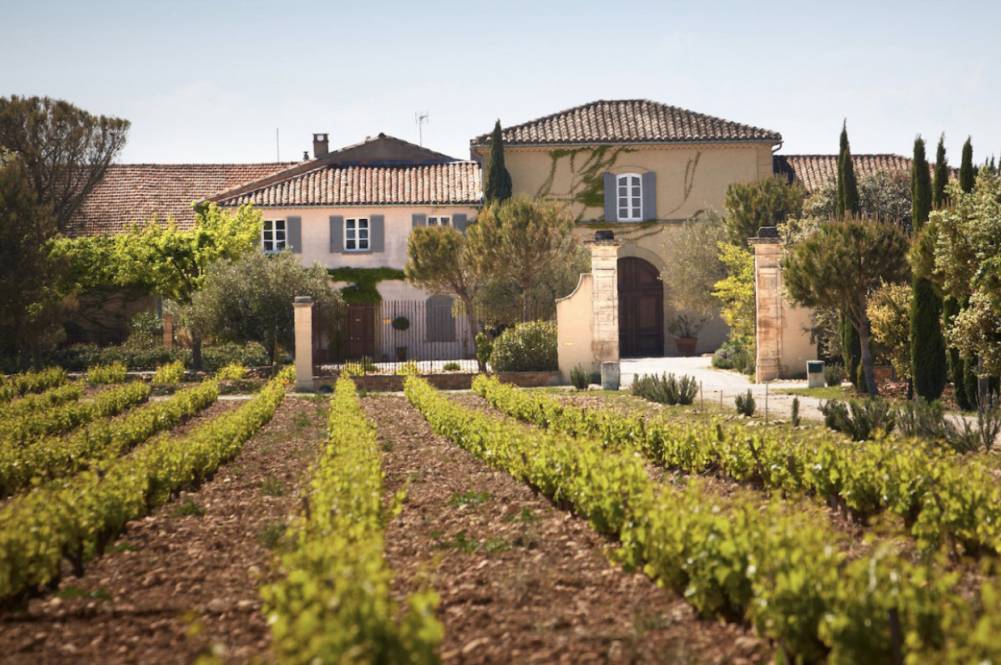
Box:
590, 237, 620, 364
750, 228, 783, 383
293, 296, 315, 392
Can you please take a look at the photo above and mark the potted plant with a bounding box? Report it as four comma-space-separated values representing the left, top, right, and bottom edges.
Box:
668, 313, 705, 357
391, 316, 410, 361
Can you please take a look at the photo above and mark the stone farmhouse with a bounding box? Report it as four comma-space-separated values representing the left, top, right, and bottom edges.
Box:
70, 99, 916, 364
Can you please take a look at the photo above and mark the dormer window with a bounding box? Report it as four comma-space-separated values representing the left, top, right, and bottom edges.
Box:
262, 219, 287, 253
616, 174, 642, 221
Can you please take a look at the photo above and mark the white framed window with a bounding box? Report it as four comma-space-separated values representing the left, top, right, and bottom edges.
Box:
428, 216, 451, 227
262, 219, 287, 253
616, 173, 643, 221
345, 218, 370, 251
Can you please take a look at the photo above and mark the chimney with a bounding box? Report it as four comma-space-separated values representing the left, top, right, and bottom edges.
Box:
312, 133, 329, 158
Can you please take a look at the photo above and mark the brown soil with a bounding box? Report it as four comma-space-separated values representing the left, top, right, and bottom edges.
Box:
362, 393, 768, 665
0, 395, 328, 664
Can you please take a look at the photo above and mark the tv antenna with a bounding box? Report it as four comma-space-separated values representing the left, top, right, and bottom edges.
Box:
415, 111, 429, 146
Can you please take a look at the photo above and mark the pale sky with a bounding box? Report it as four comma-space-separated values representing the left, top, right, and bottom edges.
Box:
3, 0, 999, 165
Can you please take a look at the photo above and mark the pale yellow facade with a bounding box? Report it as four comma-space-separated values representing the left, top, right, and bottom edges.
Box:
476, 141, 775, 356
474, 142, 773, 222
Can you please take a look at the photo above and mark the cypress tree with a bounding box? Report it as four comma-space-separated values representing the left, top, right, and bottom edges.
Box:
841, 316, 861, 390
911, 277, 947, 400
836, 123, 862, 388
943, 296, 973, 409
911, 136, 932, 231
910, 136, 946, 400
483, 120, 512, 204
932, 134, 949, 208
837, 122, 860, 217
959, 137, 975, 193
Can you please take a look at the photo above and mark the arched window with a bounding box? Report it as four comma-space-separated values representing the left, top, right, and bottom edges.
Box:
616, 173, 642, 221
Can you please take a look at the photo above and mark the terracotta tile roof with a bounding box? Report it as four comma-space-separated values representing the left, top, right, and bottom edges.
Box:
472, 99, 782, 147
774, 154, 914, 193
67, 162, 293, 236
214, 161, 482, 207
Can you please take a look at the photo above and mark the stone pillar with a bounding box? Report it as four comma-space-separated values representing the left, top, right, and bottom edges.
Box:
293, 296, 315, 392
590, 240, 620, 363
750, 231, 782, 383
162, 312, 174, 350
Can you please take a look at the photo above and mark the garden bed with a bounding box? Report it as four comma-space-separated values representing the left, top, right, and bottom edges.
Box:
361, 394, 767, 664
0, 395, 326, 663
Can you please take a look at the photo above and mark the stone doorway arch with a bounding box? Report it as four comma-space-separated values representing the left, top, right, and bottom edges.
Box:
618, 257, 664, 357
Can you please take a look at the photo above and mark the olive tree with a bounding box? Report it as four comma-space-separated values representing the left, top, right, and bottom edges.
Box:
184, 251, 341, 364
661, 216, 727, 338
404, 225, 483, 368
783, 219, 910, 395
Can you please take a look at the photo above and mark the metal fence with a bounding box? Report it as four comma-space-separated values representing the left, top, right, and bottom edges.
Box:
316, 298, 553, 375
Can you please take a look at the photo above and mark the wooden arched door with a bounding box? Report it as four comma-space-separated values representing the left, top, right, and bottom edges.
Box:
618, 257, 664, 357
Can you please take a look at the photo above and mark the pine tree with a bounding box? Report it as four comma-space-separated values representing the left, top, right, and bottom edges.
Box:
483, 120, 512, 204
911, 136, 932, 231
932, 134, 949, 208
836, 122, 860, 217
959, 137, 975, 193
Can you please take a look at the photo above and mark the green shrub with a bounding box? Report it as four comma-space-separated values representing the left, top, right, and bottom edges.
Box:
86, 362, 127, 385
820, 399, 895, 441
712, 338, 754, 374
201, 342, 269, 371
0, 369, 288, 601
489, 321, 557, 372
735, 390, 756, 416
424, 375, 984, 662
152, 360, 185, 385
631, 373, 698, 406
49, 344, 182, 372
262, 376, 442, 662
472, 374, 1001, 559
0, 381, 151, 446
215, 363, 247, 381
570, 365, 591, 390
0, 381, 218, 498
474, 331, 493, 369
395, 361, 419, 377
824, 364, 845, 387
0, 368, 67, 402
442, 361, 461, 372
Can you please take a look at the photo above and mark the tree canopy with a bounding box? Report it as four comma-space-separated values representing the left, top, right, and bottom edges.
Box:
721, 176, 805, 246
0, 96, 129, 232
661, 217, 727, 337
783, 219, 910, 395
465, 196, 577, 322
185, 251, 340, 363
0, 153, 61, 364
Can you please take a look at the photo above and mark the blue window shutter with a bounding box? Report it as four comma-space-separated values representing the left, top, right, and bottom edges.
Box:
287, 216, 302, 253
603, 172, 616, 221
412, 213, 427, 228
370, 215, 384, 252
330, 215, 343, 252
642, 171, 657, 221
453, 213, 468, 232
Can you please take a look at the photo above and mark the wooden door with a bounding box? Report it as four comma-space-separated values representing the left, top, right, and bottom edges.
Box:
618, 257, 664, 358
345, 304, 375, 359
